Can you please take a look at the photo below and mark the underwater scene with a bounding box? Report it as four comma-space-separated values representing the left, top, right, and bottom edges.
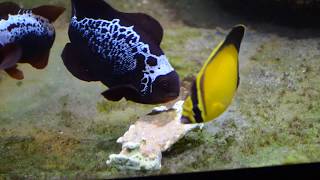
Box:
1, 0, 320, 178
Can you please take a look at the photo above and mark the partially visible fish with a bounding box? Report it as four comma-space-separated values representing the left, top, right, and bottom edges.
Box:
181, 25, 246, 124
0, 2, 65, 80
62, 0, 180, 104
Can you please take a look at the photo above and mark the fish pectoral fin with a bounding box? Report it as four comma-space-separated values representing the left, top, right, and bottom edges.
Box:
32, 5, 65, 23
25, 50, 50, 69
0, 44, 22, 70
61, 43, 98, 82
0, 2, 20, 20
102, 85, 139, 102
123, 13, 164, 45
5, 65, 24, 80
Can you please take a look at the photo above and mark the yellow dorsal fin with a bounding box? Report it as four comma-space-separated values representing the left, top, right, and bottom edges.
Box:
197, 25, 246, 84
181, 25, 246, 124
196, 25, 246, 121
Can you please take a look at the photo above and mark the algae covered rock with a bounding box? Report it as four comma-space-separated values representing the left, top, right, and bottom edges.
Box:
106, 101, 203, 171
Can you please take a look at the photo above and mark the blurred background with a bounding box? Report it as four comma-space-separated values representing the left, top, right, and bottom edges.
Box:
1, 0, 320, 178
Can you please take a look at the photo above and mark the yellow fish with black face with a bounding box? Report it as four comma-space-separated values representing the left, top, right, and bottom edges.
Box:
181, 25, 246, 124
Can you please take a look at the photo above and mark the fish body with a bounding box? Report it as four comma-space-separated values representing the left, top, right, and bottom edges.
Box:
0, 2, 65, 80
62, 0, 180, 104
181, 25, 246, 124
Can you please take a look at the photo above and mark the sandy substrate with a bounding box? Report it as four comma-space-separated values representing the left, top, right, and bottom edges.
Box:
1, 0, 320, 178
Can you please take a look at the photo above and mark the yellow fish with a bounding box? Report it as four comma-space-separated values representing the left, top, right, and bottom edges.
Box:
181, 25, 246, 124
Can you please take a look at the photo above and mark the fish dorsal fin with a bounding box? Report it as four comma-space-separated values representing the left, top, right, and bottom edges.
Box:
0, 2, 20, 19
198, 25, 245, 114
71, 0, 164, 44
71, 0, 117, 19
122, 13, 164, 45
32, 5, 65, 23
223, 25, 245, 89
223, 25, 246, 53
199, 25, 245, 88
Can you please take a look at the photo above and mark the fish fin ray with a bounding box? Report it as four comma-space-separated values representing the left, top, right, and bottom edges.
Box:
0, 44, 22, 69
71, 0, 164, 44
203, 25, 245, 71
224, 25, 246, 52
102, 85, 139, 102
0, 2, 20, 20
223, 25, 245, 89
71, 0, 117, 19
122, 13, 164, 45
61, 43, 98, 82
32, 5, 65, 23
4, 65, 24, 80
198, 25, 246, 84
27, 50, 50, 69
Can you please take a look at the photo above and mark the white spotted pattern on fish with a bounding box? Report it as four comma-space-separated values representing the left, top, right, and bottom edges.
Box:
70, 16, 174, 94
0, 11, 55, 46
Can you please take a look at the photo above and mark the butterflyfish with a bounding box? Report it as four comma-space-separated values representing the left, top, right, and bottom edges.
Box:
181, 25, 246, 124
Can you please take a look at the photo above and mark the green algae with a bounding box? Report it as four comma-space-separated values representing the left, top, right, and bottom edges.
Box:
159, 36, 320, 173
204, 39, 319, 169
1, 0, 320, 178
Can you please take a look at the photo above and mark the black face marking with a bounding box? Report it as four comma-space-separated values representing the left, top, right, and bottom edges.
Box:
7, 23, 18, 32
135, 53, 145, 62
142, 78, 148, 83
142, 48, 148, 53
147, 57, 158, 66
190, 82, 204, 123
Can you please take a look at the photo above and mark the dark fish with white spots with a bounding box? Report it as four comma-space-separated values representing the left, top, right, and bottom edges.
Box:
61, 0, 180, 105
0, 2, 65, 80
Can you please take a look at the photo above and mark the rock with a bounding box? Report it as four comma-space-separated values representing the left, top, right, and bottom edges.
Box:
106, 101, 204, 171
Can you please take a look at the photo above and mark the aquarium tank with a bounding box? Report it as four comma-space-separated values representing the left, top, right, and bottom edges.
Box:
0, 0, 320, 179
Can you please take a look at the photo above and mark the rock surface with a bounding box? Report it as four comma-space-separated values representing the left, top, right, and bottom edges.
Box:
106, 101, 203, 171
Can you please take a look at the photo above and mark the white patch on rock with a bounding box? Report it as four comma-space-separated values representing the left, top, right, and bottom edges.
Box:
150, 105, 168, 113
106, 101, 203, 171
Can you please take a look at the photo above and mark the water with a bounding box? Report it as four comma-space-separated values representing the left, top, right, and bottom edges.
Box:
1, 0, 320, 178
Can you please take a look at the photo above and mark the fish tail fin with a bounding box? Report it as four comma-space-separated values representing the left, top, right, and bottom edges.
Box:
32, 5, 65, 23
0, 2, 20, 19
5, 65, 24, 80
224, 25, 246, 52
0, 44, 22, 70
71, 0, 117, 19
